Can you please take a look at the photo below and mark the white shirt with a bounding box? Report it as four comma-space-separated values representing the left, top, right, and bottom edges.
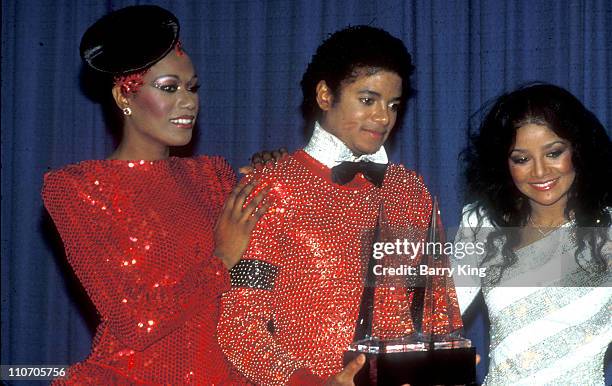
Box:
303, 122, 388, 168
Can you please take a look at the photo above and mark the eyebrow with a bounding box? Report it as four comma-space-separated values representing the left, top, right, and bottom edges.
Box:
357, 89, 402, 101
153, 74, 198, 82
510, 140, 568, 152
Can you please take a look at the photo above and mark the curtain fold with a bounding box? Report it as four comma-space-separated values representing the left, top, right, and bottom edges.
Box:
2, 1, 610, 383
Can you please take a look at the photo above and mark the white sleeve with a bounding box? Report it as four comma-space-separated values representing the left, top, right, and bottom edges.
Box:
452, 204, 489, 314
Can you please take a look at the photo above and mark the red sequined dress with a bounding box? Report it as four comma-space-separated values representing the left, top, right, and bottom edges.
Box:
42, 156, 238, 385
218, 150, 433, 385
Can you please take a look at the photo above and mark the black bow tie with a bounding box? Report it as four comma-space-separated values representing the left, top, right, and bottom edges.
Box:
331, 161, 388, 187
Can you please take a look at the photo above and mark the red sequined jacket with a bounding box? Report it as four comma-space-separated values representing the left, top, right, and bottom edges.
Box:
218, 151, 433, 385
42, 156, 238, 385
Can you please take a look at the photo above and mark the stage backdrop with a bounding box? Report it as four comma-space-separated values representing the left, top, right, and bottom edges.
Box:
2, 0, 610, 383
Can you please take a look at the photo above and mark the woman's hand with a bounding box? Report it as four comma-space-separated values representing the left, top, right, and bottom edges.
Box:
324, 354, 365, 386
214, 180, 269, 269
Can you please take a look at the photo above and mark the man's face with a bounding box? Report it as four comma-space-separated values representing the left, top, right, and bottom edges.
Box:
317, 70, 402, 156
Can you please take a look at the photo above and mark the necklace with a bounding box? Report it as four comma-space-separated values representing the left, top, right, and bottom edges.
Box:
527, 217, 567, 237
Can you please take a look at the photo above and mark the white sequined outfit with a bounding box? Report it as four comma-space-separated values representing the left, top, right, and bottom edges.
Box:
454, 206, 611, 386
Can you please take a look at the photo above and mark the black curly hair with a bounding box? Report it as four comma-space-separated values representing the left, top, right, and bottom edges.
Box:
462, 83, 611, 278
300, 25, 414, 132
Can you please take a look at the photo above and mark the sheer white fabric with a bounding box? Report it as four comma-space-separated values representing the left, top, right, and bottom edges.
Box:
453, 206, 611, 386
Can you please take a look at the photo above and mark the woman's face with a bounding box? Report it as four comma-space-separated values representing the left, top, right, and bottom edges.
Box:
508, 123, 576, 212
121, 49, 199, 152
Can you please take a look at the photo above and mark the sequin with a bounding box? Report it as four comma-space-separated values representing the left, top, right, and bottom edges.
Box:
302, 122, 388, 168
42, 156, 247, 384
218, 150, 442, 385
484, 288, 611, 386
113, 70, 149, 95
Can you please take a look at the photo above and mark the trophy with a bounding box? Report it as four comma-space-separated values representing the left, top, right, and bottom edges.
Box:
343, 198, 476, 385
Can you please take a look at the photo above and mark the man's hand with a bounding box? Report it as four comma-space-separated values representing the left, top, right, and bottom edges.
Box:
324, 354, 365, 386
239, 147, 288, 174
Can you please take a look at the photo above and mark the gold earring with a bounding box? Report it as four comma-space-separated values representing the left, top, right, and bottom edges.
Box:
122, 107, 132, 116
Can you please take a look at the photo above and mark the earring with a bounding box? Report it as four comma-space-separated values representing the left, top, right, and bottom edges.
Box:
122, 107, 132, 116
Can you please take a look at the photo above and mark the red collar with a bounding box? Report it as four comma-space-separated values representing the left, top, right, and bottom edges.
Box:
293, 150, 377, 191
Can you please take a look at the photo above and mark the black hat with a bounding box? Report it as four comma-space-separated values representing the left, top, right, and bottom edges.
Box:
80, 5, 179, 74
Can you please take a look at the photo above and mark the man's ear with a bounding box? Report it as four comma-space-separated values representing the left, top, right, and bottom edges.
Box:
112, 84, 130, 110
315, 80, 334, 111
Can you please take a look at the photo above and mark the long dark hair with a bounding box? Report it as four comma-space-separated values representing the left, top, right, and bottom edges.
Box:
462, 83, 611, 278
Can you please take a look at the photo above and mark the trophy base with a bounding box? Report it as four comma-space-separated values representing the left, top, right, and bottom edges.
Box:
343, 336, 476, 385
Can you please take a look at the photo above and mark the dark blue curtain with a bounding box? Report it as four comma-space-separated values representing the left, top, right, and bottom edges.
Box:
2, 0, 610, 384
